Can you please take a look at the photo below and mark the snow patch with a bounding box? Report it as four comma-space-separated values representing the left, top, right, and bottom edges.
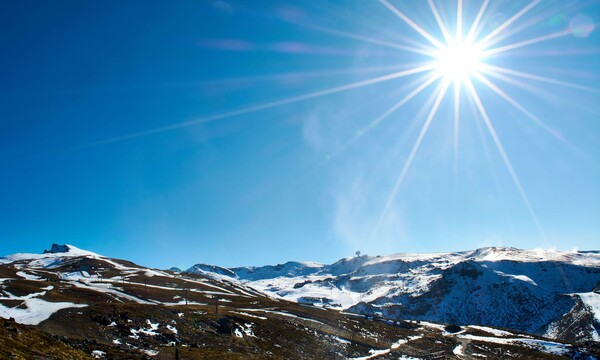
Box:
92, 350, 106, 358
166, 324, 178, 334
141, 349, 159, 356
0, 298, 87, 325
577, 292, 600, 322
230, 311, 267, 320
16, 271, 43, 281
453, 344, 464, 356
458, 334, 571, 356
391, 335, 423, 349
130, 320, 160, 338
350, 334, 422, 359
468, 325, 514, 337
350, 348, 391, 360
232, 322, 255, 338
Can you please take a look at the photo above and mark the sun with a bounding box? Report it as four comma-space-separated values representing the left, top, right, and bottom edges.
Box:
433, 39, 484, 82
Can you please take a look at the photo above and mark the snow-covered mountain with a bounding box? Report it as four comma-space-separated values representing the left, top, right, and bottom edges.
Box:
0, 244, 257, 325
186, 247, 600, 343
1, 244, 599, 358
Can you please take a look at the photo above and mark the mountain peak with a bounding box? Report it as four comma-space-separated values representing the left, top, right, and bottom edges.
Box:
468, 246, 518, 258
42, 243, 99, 257
43, 244, 71, 254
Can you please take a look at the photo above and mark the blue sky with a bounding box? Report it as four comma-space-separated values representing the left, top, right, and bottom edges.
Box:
1, 0, 598, 269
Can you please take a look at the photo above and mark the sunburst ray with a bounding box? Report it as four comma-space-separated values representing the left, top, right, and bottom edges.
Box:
465, 0, 489, 43
483, 29, 572, 57
477, 0, 541, 47
428, 0, 452, 43
306, 74, 441, 175
293, 21, 436, 56
456, 0, 463, 40
478, 1, 582, 49
466, 80, 547, 241
57, 65, 436, 153
453, 81, 461, 179
475, 73, 570, 144
370, 79, 451, 240
379, 0, 444, 49
481, 64, 600, 93
482, 70, 600, 119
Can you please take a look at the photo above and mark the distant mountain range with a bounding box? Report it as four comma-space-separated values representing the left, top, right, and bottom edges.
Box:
0, 244, 598, 359
185, 246, 600, 343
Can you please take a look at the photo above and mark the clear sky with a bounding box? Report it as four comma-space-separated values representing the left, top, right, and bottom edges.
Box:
1, 0, 598, 269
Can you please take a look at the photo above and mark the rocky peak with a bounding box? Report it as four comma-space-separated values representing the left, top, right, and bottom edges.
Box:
43, 244, 71, 254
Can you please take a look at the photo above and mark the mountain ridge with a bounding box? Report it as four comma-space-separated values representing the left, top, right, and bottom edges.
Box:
184, 246, 600, 343
0, 243, 599, 359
